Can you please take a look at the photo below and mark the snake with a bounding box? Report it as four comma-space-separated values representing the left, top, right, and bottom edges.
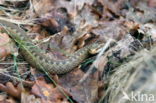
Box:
0, 20, 104, 74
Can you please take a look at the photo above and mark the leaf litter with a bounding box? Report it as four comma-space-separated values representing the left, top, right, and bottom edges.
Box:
0, 0, 156, 103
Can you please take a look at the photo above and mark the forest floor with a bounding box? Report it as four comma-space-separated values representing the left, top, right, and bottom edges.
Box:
0, 0, 156, 103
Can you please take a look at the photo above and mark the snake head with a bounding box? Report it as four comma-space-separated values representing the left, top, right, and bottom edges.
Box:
89, 43, 104, 54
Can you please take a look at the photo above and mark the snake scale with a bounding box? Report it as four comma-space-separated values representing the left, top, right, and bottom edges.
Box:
0, 20, 103, 74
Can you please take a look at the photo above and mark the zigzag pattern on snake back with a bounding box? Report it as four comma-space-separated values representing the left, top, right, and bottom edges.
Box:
0, 20, 104, 74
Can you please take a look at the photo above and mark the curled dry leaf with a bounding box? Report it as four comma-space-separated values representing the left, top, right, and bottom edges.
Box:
123, 20, 140, 30
98, 0, 121, 17
73, 33, 92, 49
30, 10, 74, 36
0, 82, 23, 98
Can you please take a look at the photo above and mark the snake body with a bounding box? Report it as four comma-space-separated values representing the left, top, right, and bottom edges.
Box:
0, 20, 103, 74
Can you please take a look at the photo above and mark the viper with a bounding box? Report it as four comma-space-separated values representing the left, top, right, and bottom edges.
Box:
0, 20, 104, 74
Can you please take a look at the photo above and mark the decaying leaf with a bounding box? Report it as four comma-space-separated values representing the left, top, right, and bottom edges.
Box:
0, 0, 4, 4
0, 82, 23, 98
73, 33, 92, 49
59, 67, 102, 103
56, 0, 95, 18
0, 97, 16, 103
31, 79, 70, 102
92, 19, 129, 41
21, 91, 42, 103
0, 32, 16, 60
126, 2, 156, 23
0, 0, 156, 103
32, 0, 55, 16
148, 0, 156, 8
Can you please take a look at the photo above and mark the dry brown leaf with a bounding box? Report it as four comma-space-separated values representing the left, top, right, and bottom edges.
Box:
56, 0, 94, 18
0, 82, 23, 98
73, 33, 92, 49
32, 0, 54, 16
0, 97, 16, 103
31, 79, 70, 103
0, 93, 7, 102
0, 32, 16, 60
126, 2, 156, 23
59, 67, 101, 103
30, 10, 74, 36
92, 19, 128, 41
0, 0, 4, 4
21, 91, 42, 103
148, 0, 156, 8
74, 4, 98, 29
98, 0, 128, 19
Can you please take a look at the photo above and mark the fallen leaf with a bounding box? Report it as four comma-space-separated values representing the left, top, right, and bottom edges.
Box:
148, 0, 156, 8
0, 97, 16, 103
32, 0, 54, 16
56, 0, 95, 18
0, 0, 4, 4
31, 79, 70, 102
0, 82, 23, 98
73, 33, 92, 49
92, 19, 128, 41
21, 91, 42, 103
126, 2, 156, 23
59, 67, 101, 103
0, 32, 16, 60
